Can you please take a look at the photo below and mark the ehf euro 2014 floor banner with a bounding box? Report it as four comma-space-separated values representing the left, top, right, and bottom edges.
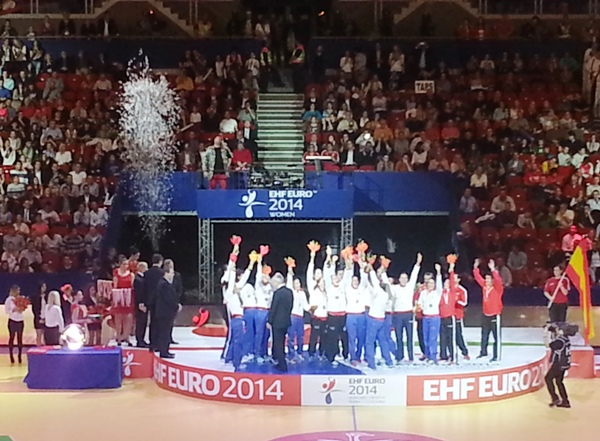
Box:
152, 352, 548, 406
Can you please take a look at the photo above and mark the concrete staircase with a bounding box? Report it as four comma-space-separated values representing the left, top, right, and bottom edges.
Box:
257, 93, 305, 176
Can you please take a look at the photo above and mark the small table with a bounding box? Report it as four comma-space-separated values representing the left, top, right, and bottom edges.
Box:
25, 346, 123, 390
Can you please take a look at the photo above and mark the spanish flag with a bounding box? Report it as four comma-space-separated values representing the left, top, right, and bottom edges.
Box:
565, 241, 595, 343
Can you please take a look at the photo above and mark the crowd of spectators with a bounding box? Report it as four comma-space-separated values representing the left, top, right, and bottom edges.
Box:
0, 33, 256, 272
300, 41, 600, 287
0, 30, 270, 271
457, 14, 600, 42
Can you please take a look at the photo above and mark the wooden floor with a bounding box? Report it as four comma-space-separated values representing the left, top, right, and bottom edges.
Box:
1, 358, 599, 441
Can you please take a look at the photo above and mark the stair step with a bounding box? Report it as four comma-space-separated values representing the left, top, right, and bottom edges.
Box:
261, 94, 303, 100
259, 103, 304, 110
259, 130, 303, 136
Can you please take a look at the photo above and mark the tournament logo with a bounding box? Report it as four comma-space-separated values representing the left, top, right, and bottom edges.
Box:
269, 431, 446, 441
122, 352, 141, 377
239, 190, 266, 218
321, 378, 340, 404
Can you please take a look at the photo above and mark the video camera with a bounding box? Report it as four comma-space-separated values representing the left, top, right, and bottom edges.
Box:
545, 322, 579, 337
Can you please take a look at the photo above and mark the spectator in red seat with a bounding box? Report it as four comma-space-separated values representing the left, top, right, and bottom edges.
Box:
395, 153, 413, 172
491, 189, 516, 213
563, 173, 583, 199
411, 142, 428, 171
576, 205, 596, 230
16, 257, 33, 273
19, 240, 41, 270
376, 154, 394, 172
507, 245, 527, 271
373, 120, 393, 143
73, 203, 90, 227
62, 228, 85, 257
517, 210, 536, 229
30, 213, 48, 237
337, 113, 357, 134
441, 120, 460, 141
496, 257, 513, 287
204, 136, 232, 190
496, 201, 518, 227
459, 188, 478, 215
428, 151, 450, 171
556, 202, 575, 228
40, 202, 59, 225
89, 201, 108, 227
507, 153, 524, 176
60, 255, 76, 274
536, 204, 559, 229
231, 142, 253, 171
357, 143, 376, 168
219, 110, 238, 135
587, 190, 600, 223
589, 241, 600, 282
571, 146, 587, 169
561, 226, 582, 255
469, 166, 488, 200
13, 215, 29, 236
340, 141, 357, 167
321, 143, 340, 165
42, 72, 63, 102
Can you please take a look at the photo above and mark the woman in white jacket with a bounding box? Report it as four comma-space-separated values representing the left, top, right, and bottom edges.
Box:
306, 248, 327, 359
43, 290, 64, 345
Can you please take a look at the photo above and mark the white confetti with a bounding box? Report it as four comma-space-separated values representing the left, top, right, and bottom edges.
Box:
119, 54, 180, 249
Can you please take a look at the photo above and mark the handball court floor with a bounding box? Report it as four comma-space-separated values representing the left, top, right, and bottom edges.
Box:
1, 356, 600, 441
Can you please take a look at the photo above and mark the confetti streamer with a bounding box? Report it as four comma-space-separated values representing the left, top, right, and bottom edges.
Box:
119, 52, 180, 249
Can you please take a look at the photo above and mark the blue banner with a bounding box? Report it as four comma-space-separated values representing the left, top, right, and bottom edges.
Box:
197, 189, 353, 219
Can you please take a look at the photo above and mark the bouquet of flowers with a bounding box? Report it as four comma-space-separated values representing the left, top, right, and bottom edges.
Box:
88, 298, 110, 321
248, 250, 260, 263
356, 241, 369, 254
284, 257, 296, 268
259, 244, 270, 257
307, 240, 321, 253
14, 295, 30, 312
446, 254, 458, 265
340, 246, 354, 260
380, 256, 391, 269
366, 253, 377, 265
229, 253, 239, 263
230, 235, 242, 246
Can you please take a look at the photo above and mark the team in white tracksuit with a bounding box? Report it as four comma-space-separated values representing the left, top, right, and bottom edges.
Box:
286, 266, 309, 358
364, 265, 394, 369
388, 253, 422, 362
323, 251, 348, 363
307, 252, 327, 358
253, 259, 273, 360
343, 258, 370, 364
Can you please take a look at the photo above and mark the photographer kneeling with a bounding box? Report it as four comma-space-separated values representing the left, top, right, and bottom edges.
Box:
544, 322, 577, 408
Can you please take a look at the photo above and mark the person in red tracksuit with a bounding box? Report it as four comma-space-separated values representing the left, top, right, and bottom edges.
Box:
544, 265, 571, 323
452, 271, 470, 360
439, 261, 457, 363
473, 258, 504, 362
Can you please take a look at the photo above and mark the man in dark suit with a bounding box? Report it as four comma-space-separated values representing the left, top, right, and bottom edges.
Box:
134, 262, 148, 347
155, 269, 179, 359
145, 254, 164, 351
268, 273, 293, 372
164, 259, 183, 345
